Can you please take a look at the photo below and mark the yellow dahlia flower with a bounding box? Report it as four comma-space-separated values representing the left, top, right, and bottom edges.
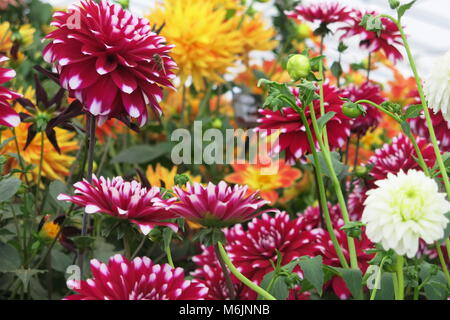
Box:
1, 88, 78, 182
147, 0, 243, 90
0, 22, 35, 61
145, 163, 201, 191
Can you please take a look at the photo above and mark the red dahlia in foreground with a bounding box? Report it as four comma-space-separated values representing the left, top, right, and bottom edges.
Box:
340, 10, 403, 62
255, 84, 350, 163
43, 0, 176, 126
286, 2, 352, 26
0, 55, 21, 127
346, 82, 384, 135
65, 255, 208, 300
57, 175, 178, 234
171, 181, 279, 228
367, 134, 435, 186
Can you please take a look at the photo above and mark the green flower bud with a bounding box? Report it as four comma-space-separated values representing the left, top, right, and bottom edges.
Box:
355, 165, 369, 178
389, 0, 400, 9
211, 118, 223, 129
296, 24, 310, 40
287, 54, 311, 81
342, 102, 364, 118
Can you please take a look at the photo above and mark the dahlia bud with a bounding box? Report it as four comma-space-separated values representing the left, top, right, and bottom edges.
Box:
296, 24, 310, 40
342, 102, 364, 118
287, 54, 311, 81
389, 0, 400, 9
211, 118, 223, 129
355, 165, 369, 178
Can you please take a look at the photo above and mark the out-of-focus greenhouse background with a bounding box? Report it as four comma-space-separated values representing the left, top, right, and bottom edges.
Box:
45, 0, 450, 83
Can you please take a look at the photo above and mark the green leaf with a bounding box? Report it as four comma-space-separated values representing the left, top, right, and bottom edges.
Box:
48, 180, 69, 210
330, 61, 343, 78
10, 269, 46, 290
0, 242, 21, 271
398, 0, 417, 19
297, 81, 319, 107
258, 79, 297, 111
298, 256, 324, 295
270, 276, 290, 300
317, 112, 336, 133
111, 142, 173, 164
72, 236, 96, 250
92, 237, 118, 263
400, 121, 412, 136
374, 272, 395, 300
0, 177, 21, 202
337, 268, 363, 299
438, 211, 450, 241
307, 151, 347, 179
404, 104, 422, 119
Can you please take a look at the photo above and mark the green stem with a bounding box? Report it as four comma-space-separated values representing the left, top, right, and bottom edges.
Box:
307, 103, 359, 269
395, 255, 405, 300
12, 128, 30, 186
34, 132, 44, 214
217, 241, 276, 300
131, 234, 147, 259
165, 243, 174, 268
297, 108, 349, 268
214, 243, 236, 300
435, 243, 450, 288
369, 256, 388, 300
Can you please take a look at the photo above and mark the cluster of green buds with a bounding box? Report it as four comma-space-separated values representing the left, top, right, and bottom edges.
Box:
341, 221, 364, 239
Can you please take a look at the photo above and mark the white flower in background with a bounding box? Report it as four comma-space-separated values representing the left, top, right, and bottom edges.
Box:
362, 169, 450, 258
424, 50, 450, 121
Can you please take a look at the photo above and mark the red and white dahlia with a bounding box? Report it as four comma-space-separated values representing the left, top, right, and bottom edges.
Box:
255, 83, 350, 163
340, 10, 403, 62
65, 254, 208, 300
286, 2, 352, 26
346, 82, 384, 135
43, 0, 176, 126
57, 175, 178, 234
0, 55, 21, 127
367, 134, 436, 186
170, 181, 279, 228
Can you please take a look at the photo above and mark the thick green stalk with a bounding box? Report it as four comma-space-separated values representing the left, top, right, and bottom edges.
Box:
297, 108, 349, 269
307, 103, 359, 269
217, 242, 276, 300
395, 255, 405, 300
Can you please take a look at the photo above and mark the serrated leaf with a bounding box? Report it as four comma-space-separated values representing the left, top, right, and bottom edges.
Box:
307, 151, 347, 179
270, 276, 290, 300
0, 177, 21, 202
337, 268, 363, 299
0, 242, 21, 271
111, 142, 173, 164
298, 256, 323, 295
258, 79, 297, 111
398, 0, 417, 19
317, 112, 336, 133
404, 104, 422, 119
374, 272, 395, 300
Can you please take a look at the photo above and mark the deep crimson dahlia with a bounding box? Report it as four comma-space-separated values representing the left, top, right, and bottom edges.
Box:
0, 56, 21, 127
408, 92, 450, 152
225, 212, 321, 285
57, 175, 178, 234
43, 0, 176, 126
367, 134, 436, 186
346, 82, 384, 135
255, 83, 350, 163
171, 181, 279, 228
286, 2, 352, 26
340, 10, 403, 62
65, 254, 208, 300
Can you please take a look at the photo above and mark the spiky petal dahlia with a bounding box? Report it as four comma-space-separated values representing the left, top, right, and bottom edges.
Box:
147, 0, 242, 90
363, 170, 450, 258
43, 0, 176, 126
424, 50, 450, 121
57, 175, 178, 234
368, 134, 435, 186
65, 254, 208, 300
0, 56, 20, 127
286, 2, 352, 26
340, 10, 403, 63
170, 181, 278, 228
346, 82, 384, 135
255, 84, 350, 163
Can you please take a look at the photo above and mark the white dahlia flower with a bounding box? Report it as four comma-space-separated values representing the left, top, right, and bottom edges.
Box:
362, 169, 450, 258
424, 50, 450, 121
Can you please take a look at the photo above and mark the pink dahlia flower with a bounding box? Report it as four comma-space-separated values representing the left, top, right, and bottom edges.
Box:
255, 83, 350, 163
57, 175, 178, 234
0, 56, 21, 127
171, 181, 279, 228
367, 134, 435, 186
43, 0, 176, 126
286, 2, 352, 26
347, 181, 367, 221
346, 82, 384, 135
65, 254, 208, 300
340, 10, 403, 62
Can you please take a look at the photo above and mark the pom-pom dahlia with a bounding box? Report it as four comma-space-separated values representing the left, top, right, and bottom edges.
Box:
424, 50, 450, 121
255, 84, 350, 163
43, 0, 176, 126
340, 10, 403, 62
57, 175, 178, 234
368, 134, 435, 185
346, 82, 384, 135
170, 181, 279, 228
0, 55, 21, 127
65, 254, 208, 300
363, 169, 450, 258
